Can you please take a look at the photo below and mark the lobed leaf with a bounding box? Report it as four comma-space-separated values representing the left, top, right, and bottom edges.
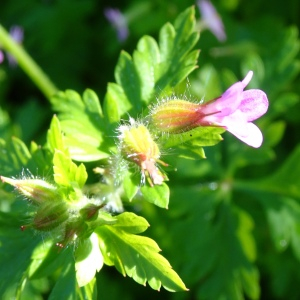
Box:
103, 6, 200, 122
75, 233, 104, 287
166, 186, 259, 300
51, 89, 109, 161
53, 150, 87, 191
96, 212, 187, 292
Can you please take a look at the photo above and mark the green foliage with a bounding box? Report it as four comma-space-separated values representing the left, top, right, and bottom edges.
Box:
0, 1, 300, 299
50, 90, 109, 161
96, 212, 187, 292
103, 6, 199, 122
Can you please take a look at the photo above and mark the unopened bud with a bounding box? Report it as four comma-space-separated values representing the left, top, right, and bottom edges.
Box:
80, 204, 104, 221
57, 220, 88, 247
1, 176, 58, 205
150, 99, 201, 133
33, 201, 69, 231
118, 119, 167, 186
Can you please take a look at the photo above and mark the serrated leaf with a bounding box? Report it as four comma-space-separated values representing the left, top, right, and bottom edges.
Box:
0, 137, 31, 176
103, 6, 199, 121
96, 212, 187, 292
51, 89, 109, 161
53, 150, 87, 190
140, 182, 169, 209
115, 51, 143, 114
75, 233, 103, 287
167, 187, 259, 300
47, 115, 66, 154
112, 212, 149, 234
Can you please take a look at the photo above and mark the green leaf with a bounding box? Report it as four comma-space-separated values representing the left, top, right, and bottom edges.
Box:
77, 278, 97, 300
235, 145, 300, 259
0, 136, 53, 178
115, 51, 143, 113
96, 212, 187, 292
48, 259, 77, 300
166, 186, 259, 300
122, 171, 140, 201
248, 145, 300, 199
0, 137, 31, 176
29, 241, 73, 279
155, 7, 199, 92
47, 115, 66, 154
103, 83, 127, 124
53, 150, 87, 191
161, 126, 224, 149
110, 212, 149, 234
103, 6, 199, 121
0, 212, 40, 297
51, 89, 109, 161
140, 182, 169, 209
75, 233, 103, 287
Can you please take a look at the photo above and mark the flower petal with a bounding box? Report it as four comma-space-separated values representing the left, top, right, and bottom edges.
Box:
202, 71, 254, 117
239, 89, 269, 121
226, 122, 263, 148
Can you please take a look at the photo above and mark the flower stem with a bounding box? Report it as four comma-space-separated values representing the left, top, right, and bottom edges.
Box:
0, 24, 58, 99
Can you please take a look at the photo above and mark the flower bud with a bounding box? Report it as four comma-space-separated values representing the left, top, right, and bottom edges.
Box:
118, 119, 167, 186
150, 99, 201, 133
33, 201, 69, 231
57, 220, 88, 247
80, 204, 104, 221
1, 176, 59, 205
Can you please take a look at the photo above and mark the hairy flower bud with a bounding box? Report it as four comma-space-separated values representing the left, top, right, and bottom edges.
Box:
80, 204, 104, 221
150, 99, 201, 133
33, 201, 69, 231
0, 176, 59, 205
150, 71, 269, 148
118, 118, 167, 186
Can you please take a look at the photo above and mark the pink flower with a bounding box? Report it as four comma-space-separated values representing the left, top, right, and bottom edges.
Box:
197, 71, 269, 148
197, 0, 226, 42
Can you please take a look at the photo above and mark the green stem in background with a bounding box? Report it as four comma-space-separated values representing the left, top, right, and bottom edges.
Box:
0, 24, 58, 99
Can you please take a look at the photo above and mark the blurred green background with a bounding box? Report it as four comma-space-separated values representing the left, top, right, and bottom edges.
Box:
0, 0, 300, 299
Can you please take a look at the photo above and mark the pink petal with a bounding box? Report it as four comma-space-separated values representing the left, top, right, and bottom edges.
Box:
202, 71, 254, 117
241, 71, 253, 87
226, 122, 263, 148
239, 89, 269, 121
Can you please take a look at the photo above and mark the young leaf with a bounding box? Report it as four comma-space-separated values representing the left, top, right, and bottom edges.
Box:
51, 89, 110, 161
47, 115, 67, 154
140, 183, 170, 209
75, 233, 103, 287
96, 212, 187, 292
53, 150, 87, 190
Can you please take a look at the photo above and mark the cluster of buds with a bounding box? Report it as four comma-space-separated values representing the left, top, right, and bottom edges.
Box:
0, 175, 105, 247
117, 71, 268, 186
